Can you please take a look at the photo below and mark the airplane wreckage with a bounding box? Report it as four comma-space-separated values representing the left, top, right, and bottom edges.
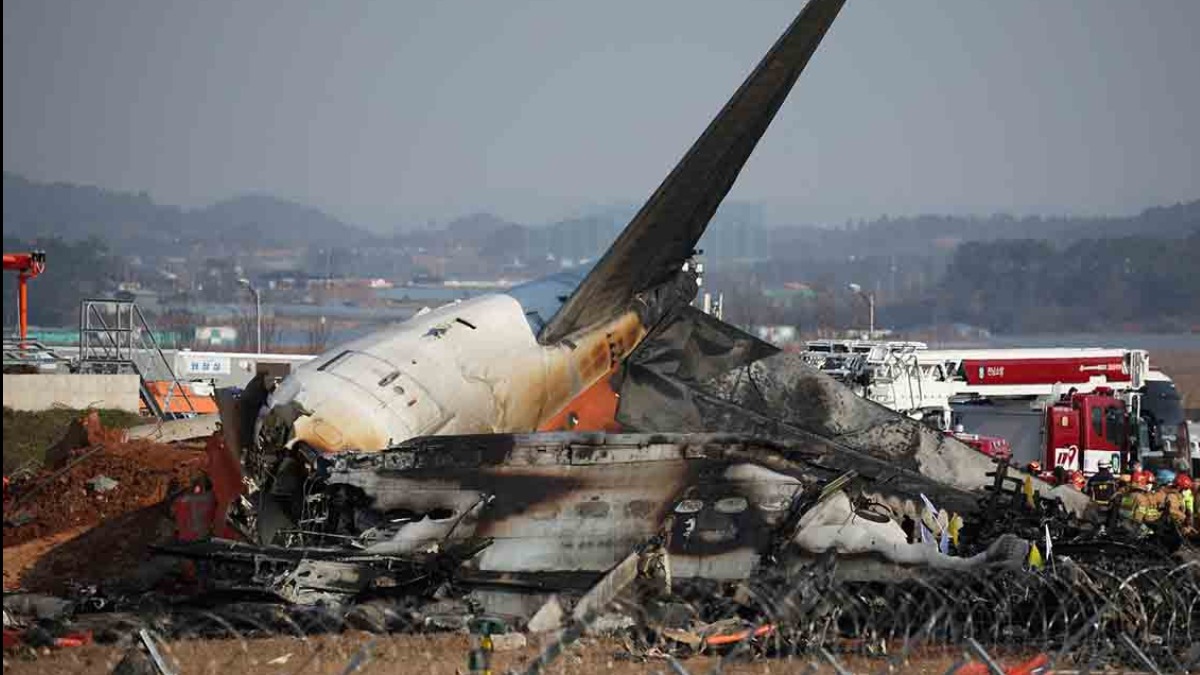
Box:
149, 0, 1184, 629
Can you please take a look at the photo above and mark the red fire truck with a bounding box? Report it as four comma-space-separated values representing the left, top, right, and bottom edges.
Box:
1042, 387, 1129, 474
800, 343, 1190, 476
945, 430, 1013, 461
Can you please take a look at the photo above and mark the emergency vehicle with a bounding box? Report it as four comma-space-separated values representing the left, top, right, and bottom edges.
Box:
800, 342, 1190, 476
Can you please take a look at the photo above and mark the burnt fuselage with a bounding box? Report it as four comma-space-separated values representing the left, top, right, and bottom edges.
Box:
285, 432, 1005, 584
298, 433, 806, 581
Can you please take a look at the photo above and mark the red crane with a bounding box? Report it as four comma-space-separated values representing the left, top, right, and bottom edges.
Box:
3, 251, 46, 345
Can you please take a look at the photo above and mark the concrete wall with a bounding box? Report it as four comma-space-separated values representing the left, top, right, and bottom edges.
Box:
47, 347, 316, 389
2, 374, 141, 413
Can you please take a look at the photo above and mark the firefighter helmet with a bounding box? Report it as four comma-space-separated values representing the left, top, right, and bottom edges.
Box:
1157, 469, 1176, 486
1175, 474, 1193, 490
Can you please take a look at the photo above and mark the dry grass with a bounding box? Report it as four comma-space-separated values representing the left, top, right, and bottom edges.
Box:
1153, 349, 1200, 415
0, 632, 1024, 675
2, 407, 145, 474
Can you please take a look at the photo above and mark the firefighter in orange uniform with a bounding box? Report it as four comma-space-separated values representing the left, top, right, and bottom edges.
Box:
1162, 473, 1196, 538
1125, 479, 1166, 535
1130, 461, 1154, 489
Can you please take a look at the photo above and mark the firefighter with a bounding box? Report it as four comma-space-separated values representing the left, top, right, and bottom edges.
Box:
1052, 465, 1068, 486
1164, 473, 1196, 537
1117, 481, 1139, 522
1177, 474, 1196, 524
1086, 461, 1119, 528
1087, 461, 1117, 501
1124, 479, 1165, 535
1130, 461, 1153, 489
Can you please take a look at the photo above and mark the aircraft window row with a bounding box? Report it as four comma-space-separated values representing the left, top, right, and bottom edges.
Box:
673, 496, 773, 514
576, 500, 611, 518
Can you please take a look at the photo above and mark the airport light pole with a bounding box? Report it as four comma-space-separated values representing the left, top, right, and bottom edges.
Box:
238, 277, 262, 354
847, 282, 875, 338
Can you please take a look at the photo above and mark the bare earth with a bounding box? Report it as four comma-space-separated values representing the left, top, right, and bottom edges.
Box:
2, 526, 88, 591
1, 633, 1030, 675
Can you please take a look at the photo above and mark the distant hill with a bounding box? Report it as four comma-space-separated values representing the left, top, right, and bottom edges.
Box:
430, 199, 1200, 267
189, 194, 373, 248
2, 172, 375, 252
766, 201, 1200, 261
442, 212, 519, 244
2, 173, 183, 250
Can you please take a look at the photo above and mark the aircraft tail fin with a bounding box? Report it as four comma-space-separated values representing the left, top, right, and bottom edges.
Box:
538, 0, 846, 344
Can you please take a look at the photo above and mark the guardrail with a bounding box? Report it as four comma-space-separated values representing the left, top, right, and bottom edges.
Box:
1, 338, 72, 370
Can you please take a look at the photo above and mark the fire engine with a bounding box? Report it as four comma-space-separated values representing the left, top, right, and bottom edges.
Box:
800, 341, 1190, 477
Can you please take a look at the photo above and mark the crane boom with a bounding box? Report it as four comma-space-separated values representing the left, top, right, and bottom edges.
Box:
798, 339, 1161, 430
3, 250, 47, 344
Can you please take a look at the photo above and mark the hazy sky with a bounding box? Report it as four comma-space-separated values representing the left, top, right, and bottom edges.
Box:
4, 0, 1198, 230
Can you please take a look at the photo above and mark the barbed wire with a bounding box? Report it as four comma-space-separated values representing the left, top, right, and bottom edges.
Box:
33, 556, 1194, 674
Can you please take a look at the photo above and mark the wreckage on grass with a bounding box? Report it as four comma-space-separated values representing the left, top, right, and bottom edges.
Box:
186, 0, 1101, 613
172, 427, 1077, 614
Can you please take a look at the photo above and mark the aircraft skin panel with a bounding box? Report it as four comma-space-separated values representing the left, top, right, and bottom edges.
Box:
269, 294, 531, 453
320, 433, 1010, 578
264, 292, 646, 455
538, 370, 623, 433
539, 0, 847, 345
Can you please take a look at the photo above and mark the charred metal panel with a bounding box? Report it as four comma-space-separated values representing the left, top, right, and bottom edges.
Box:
323, 434, 782, 577
617, 352, 1090, 516
617, 369, 982, 517
315, 432, 1009, 583
621, 305, 779, 386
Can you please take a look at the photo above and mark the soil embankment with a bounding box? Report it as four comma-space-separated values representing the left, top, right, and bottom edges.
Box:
3, 411, 206, 592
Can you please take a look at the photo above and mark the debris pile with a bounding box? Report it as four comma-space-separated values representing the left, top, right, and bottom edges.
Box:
3, 413, 206, 592
4, 423, 205, 546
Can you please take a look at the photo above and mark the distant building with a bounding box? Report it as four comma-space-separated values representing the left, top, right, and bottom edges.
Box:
754, 325, 799, 344
194, 326, 238, 348
260, 270, 319, 291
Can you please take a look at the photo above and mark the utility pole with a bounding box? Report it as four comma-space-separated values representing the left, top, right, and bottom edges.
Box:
868, 292, 875, 337
238, 278, 262, 354
847, 282, 875, 338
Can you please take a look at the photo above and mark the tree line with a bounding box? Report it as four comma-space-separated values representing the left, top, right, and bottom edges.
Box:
928, 231, 1200, 333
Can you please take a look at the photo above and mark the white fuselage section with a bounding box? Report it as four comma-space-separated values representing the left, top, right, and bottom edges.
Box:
263, 292, 643, 454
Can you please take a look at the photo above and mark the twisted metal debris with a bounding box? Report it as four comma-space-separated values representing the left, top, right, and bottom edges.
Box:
40, 556, 1197, 674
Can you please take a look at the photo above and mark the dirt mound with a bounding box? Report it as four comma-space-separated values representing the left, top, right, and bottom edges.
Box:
7, 504, 180, 594
3, 407, 144, 475
3, 431, 206, 548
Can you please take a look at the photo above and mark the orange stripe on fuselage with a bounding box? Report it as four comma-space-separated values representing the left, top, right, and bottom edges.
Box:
536, 310, 644, 432
538, 368, 622, 433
